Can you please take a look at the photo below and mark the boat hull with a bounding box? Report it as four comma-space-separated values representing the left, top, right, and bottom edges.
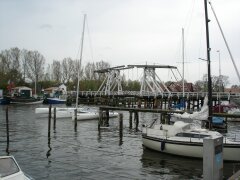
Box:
0, 97, 10, 105
142, 134, 240, 161
10, 98, 43, 105
72, 111, 119, 121
46, 98, 66, 104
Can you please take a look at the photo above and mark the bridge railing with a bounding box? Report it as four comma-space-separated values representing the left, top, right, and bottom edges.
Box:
73, 91, 240, 99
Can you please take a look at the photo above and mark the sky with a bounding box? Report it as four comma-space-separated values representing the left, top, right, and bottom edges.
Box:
1, 0, 240, 87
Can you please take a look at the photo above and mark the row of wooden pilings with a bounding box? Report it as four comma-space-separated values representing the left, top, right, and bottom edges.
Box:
98, 109, 141, 132
97, 107, 173, 137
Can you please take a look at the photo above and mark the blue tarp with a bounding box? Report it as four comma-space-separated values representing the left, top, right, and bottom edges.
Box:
212, 116, 224, 125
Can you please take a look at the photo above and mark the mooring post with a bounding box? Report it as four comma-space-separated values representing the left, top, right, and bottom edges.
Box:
203, 136, 223, 180
129, 111, 133, 129
187, 98, 191, 111
47, 105, 52, 159
53, 107, 56, 131
74, 109, 77, 131
106, 110, 109, 127
6, 106, 9, 154
98, 109, 103, 130
48, 105, 52, 140
119, 113, 123, 136
135, 111, 139, 131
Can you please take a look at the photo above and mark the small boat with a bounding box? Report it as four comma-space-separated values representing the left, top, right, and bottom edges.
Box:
0, 156, 32, 180
142, 121, 240, 161
72, 111, 119, 121
45, 97, 66, 104
35, 107, 77, 114
9, 86, 43, 105
10, 97, 43, 105
0, 97, 11, 105
35, 107, 82, 118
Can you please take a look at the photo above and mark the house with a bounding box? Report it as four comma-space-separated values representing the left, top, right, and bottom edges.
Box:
225, 87, 240, 94
168, 82, 194, 92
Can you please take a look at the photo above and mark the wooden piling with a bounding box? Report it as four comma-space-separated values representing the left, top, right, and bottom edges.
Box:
106, 110, 109, 127
119, 113, 123, 135
134, 112, 139, 131
6, 106, 9, 154
53, 107, 56, 131
129, 111, 133, 129
48, 105, 52, 139
98, 109, 103, 130
74, 109, 77, 131
47, 105, 52, 158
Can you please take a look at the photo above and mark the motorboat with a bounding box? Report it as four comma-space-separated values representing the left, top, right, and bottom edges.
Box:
45, 97, 66, 104
142, 121, 240, 161
0, 156, 32, 180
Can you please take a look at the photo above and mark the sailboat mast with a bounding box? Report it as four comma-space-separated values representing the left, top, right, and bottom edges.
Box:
204, 0, 212, 128
76, 14, 86, 108
182, 28, 185, 97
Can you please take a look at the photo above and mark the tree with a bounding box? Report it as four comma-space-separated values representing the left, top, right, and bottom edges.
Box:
62, 57, 75, 84
194, 74, 229, 92
25, 50, 45, 94
52, 60, 62, 83
84, 62, 96, 80
0, 48, 23, 88
95, 60, 110, 81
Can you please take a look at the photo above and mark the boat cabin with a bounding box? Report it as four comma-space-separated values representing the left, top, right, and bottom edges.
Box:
44, 84, 67, 98
11, 86, 32, 98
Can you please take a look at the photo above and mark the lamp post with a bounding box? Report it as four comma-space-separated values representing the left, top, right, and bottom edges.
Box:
217, 50, 221, 92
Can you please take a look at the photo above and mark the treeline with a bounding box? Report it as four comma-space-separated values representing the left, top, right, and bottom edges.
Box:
1, 47, 232, 95
0, 47, 140, 94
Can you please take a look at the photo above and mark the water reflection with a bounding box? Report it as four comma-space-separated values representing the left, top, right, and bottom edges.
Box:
141, 148, 203, 179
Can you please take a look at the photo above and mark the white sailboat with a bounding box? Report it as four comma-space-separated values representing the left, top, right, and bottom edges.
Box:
142, 0, 240, 161
142, 121, 240, 161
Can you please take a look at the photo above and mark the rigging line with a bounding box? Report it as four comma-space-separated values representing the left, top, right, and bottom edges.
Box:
86, 17, 94, 62
183, 0, 196, 44
208, 0, 240, 83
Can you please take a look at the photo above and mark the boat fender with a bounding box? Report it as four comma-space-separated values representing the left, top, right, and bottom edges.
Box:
161, 141, 165, 151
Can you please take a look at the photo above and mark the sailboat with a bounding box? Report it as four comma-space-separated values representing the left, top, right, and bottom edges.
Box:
141, 0, 240, 161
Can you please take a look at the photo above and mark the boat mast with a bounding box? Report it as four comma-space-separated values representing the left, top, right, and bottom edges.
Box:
204, 0, 212, 128
182, 28, 185, 97
76, 14, 86, 108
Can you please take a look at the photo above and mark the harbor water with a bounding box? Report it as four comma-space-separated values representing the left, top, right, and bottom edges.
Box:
0, 104, 240, 180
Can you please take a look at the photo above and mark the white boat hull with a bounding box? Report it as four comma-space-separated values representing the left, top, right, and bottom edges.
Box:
35, 107, 76, 114
142, 134, 240, 161
72, 111, 119, 121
